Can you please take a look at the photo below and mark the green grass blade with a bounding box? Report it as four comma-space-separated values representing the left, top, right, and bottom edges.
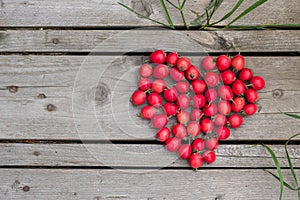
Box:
264, 170, 297, 191
166, 0, 180, 9
177, 0, 188, 29
181, 0, 187, 8
263, 144, 284, 199
211, 0, 244, 26
225, 0, 268, 27
159, 0, 175, 29
118, 2, 172, 29
285, 113, 300, 120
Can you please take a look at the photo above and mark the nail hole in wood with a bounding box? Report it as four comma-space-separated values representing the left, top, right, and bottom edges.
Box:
33, 151, 40, 156
52, 38, 60, 44
37, 93, 47, 99
8, 85, 18, 93
272, 89, 283, 99
23, 186, 30, 192
46, 104, 56, 112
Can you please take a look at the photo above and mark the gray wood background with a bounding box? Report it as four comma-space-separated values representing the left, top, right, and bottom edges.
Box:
0, 0, 300, 199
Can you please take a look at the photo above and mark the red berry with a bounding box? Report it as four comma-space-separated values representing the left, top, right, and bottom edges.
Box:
191, 80, 206, 94
140, 105, 156, 119
250, 76, 265, 91
148, 93, 162, 107
201, 56, 216, 71
201, 118, 214, 134
153, 64, 169, 79
175, 81, 189, 93
172, 123, 187, 139
187, 121, 201, 137
151, 79, 166, 93
192, 138, 205, 151
163, 87, 178, 102
231, 54, 245, 71
213, 114, 227, 126
163, 103, 178, 116
203, 103, 217, 117
169, 68, 185, 82
232, 79, 246, 96
166, 52, 179, 66
228, 114, 243, 128
131, 90, 146, 105
239, 68, 253, 81
189, 153, 203, 169
165, 137, 181, 152
139, 64, 153, 78
203, 151, 216, 164
218, 100, 231, 115
151, 114, 168, 129
176, 110, 190, 124
176, 94, 190, 109
205, 89, 218, 102
156, 127, 170, 142
138, 77, 151, 91
216, 55, 231, 71
178, 144, 192, 159
185, 65, 200, 81
218, 85, 233, 100
245, 89, 259, 103
191, 94, 206, 109
220, 70, 236, 85
243, 104, 257, 116
231, 97, 245, 112
190, 109, 203, 121
204, 72, 219, 87
150, 50, 166, 64
176, 57, 191, 72
216, 126, 230, 140
205, 137, 218, 150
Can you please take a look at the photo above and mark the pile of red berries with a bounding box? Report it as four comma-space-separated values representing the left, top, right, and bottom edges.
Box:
131, 50, 265, 169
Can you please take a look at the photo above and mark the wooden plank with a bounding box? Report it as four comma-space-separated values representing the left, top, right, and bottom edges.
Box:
0, 55, 299, 140
1, 143, 299, 168
0, 0, 299, 27
1, 30, 300, 52
0, 168, 299, 199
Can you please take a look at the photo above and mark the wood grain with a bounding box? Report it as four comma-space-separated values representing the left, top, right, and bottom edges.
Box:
0, 168, 299, 199
0, 55, 299, 140
1, 143, 299, 168
0, 0, 299, 27
1, 30, 300, 52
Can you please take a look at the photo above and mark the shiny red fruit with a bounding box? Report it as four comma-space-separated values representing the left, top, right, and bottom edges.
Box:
172, 123, 187, 139
166, 52, 179, 66
203, 151, 216, 164
176, 94, 190, 109
205, 137, 218, 150
166, 137, 181, 152
213, 114, 227, 126
191, 80, 206, 94
216, 55, 231, 71
151, 79, 166, 93
191, 94, 206, 109
205, 89, 218, 102
140, 105, 156, 120
151, 114, 168, 129
176, 110, 190, 125
131, 90, 146, 105
250, 76, 265, 91
192, 138, 205, 151
139, 64, 153, 78
156, 127, 170, 142
187, 121, 201, 137
138, 77, 151, 91
185, 65, 200, 81
189, 153, 203, 169
148, 93, 162, 107
150, 50, 166, 64
239, 68, 253, 81
178, 144, 192, 159
232, 79, 246, 96
163, 103, 178, 116
176, 57, 191, 72
190, 109, 203, 121
231, 54, 245, 71
204, 72, 219, 88
231, 97, 245, 112
201, 56, 216, 71
163, 87, 178, 102
218, 85, 233, 100
175, 81, 189, 93
220, 70, 236, 85
216, 126, 230, 140
153, 64, 169, 79
228, 114, 243, 128
201, 118, 214, 134
218, 100, 231, 115
203, 103, 217, 117
170, 68, 185, 82
244, 104, 257, 116
245, 89, 259, 103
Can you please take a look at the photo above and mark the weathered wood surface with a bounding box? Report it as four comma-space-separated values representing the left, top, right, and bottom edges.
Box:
0, 0, 299, 27
1, 30, 300, 52
0, 169, 299, 199
1, 143, 299, 168
0, 55, 299, 140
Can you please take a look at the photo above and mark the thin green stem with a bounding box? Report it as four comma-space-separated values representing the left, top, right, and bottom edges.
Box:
160, 0, 175, 29
166, 0, 180, 9
178, 0, 189, 29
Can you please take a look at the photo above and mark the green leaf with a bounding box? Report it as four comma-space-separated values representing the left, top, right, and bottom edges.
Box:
285, 113, 300, 120
225, 0, 268, 28
159, 0, 175, 29
118, 2, 173, 29
263, 144, 284, 199
264, 170, 298, 191
211, 0, 244, 26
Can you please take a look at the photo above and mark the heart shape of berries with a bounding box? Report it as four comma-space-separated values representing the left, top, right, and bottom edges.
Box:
131, 50, 265, 169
